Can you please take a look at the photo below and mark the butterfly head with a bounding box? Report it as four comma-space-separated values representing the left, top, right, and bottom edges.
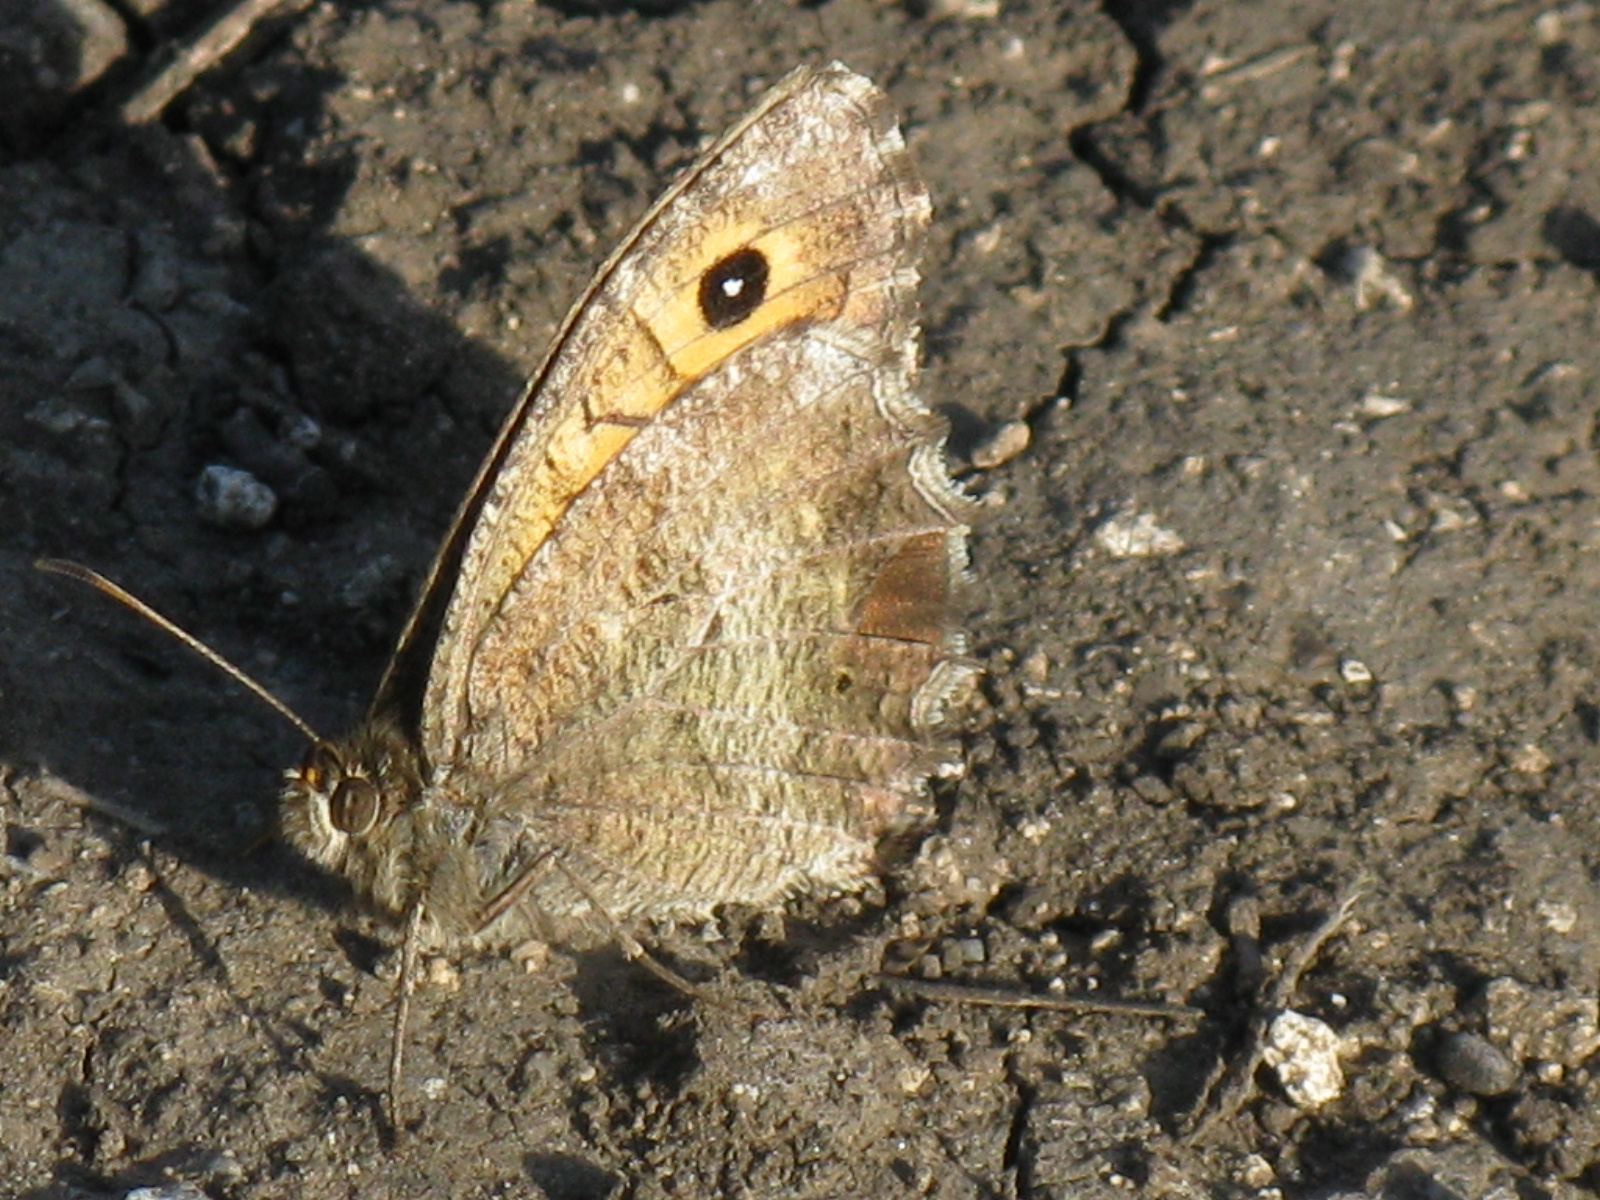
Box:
279, 721, 424, 919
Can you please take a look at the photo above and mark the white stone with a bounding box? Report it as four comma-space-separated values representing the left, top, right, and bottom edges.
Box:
195, 464, 276, 531
1095, 512, 1185, 558
1263, 1010, 1345, 1108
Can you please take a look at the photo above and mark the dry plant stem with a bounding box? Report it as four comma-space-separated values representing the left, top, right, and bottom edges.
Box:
877, 974, 1202, 1021
121, 0, 317, 124
26, 771, 170, 839
1183, 881, 1369, 1144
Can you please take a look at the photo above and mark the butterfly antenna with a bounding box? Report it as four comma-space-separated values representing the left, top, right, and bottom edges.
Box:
35, 558, 322, 745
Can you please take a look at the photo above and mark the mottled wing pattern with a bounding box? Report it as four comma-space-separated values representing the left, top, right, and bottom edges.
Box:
415, 66, 975, 940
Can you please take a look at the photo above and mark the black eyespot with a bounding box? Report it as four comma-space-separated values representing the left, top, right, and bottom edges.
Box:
329, 777, 381, 835
698, 247, 769, 330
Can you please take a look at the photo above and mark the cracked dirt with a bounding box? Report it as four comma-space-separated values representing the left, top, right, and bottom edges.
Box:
5, 1, 1600, 1197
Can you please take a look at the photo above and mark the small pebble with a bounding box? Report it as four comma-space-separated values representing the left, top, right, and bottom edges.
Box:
971, 420, 1030, 469
281, 412, 322, 450
1263, 1010, 1345, 1108
424, 956, 460, 992
1346, 245, 1415, 312
898, 1064, 932, 1094
1339, 658, 1373, 685
195, 464, 277, 530
938, 940, 967, 975
66, 355, 119, 390
125, 1185, 209, 1200
1095, 512, 1185, 558
926, 0, 1000, 17
26, 395, 94, 436
1238, 1153, 1276, 1189
510, 938, 550, 972
1435, 1031, 1518, 1096
195, 1148, 246, 1184
1019, 647, 1051, 685
121, 861, 157, 892
1358, 392, 1411, 419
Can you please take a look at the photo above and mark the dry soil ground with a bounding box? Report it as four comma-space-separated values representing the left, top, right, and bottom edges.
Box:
4, 1, 1600, 1198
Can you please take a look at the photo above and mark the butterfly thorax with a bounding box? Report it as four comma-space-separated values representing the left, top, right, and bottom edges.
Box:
280, 720, 429, 924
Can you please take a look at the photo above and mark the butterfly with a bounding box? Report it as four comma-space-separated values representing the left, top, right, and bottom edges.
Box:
46, 63, 977, 1125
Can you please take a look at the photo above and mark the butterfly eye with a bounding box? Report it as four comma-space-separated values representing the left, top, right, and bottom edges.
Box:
300, 743, 342, 790
698, 247, 769, 330
329, 777, 381, 835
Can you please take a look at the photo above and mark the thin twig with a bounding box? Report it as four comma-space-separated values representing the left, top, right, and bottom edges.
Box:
1184, 880, 1369, 1144
877, 973, 1202, 1021
23, 772, 170, 838
121, 0, 315, 125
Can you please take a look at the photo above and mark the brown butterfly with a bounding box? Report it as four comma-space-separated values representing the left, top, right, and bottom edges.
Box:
45, 62, 977, 1123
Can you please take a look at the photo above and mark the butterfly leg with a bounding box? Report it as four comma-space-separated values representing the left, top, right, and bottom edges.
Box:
546, 855, 709, 1000
472, 846, 560, 932
473, 849, 706, 1001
